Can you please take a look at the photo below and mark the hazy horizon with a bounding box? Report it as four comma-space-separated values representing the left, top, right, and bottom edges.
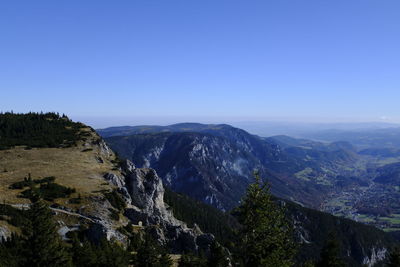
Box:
2, 1, 400, 127
65, 115, 400, 138
67, 114, 399, 129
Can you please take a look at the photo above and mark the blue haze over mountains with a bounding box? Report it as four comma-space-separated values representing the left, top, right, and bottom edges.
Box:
98, 122, 400, 233
230, 121, 400, 138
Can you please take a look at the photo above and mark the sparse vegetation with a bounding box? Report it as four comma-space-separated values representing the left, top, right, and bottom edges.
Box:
20, 182, 76, 201
0, 142, 115, 205
9, 175, 76, 201
68, 194, 82, 204
179, 253, 207, 267
108, 208, 120, 221
111, 153, 124, 168
104, 189, 126, 211
0, 199, 131, 267
0, 199, 73, 266
0, 203, 28, 227
9, 175, 55, 189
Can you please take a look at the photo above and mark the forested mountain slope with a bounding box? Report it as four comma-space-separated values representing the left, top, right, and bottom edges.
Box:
0, 113, 214, 258
101, 123, 360, 210
0, 114, 396, 266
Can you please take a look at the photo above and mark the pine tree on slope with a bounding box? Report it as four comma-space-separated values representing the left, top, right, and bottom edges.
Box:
386, 246, 400, 267
24, 199, 72, 267
235, 172, 296, 267
316, 232, 345, 267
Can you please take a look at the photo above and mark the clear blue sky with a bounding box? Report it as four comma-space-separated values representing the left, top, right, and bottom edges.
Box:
1, 0, 400, 127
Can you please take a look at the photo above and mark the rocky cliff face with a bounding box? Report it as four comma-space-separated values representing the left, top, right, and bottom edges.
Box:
0, 226, 10, 241
100, 154, 214, 253
103, 124, 359, 211
104, 131, 282, 210
362, 247, 387, 267
0, 126, 213, 254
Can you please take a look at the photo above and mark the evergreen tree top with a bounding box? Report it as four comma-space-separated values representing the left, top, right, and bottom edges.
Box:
235, 172, 297, 267
0, 112, 85, 149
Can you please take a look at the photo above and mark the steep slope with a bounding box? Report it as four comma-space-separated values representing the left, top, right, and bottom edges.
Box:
286, 201, 396, 267
1, 114, 396, 266
374, 162, 400, 185
0, 113, 213, 253
105, 132, 262, 210
163, 188, 397, 267
102, 123, 360, 210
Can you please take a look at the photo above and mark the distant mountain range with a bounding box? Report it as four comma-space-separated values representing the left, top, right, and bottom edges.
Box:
98, 123, 361, 211
99, 122, 400, 240
97, 122, 400, 265
229, 121, 400, 138
302, 127, 400, 150
0, 113, 396, 266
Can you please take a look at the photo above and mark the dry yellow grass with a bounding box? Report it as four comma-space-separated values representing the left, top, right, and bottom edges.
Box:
170, 254, 182, 267
0, 129, 118, 207
0, 219, 20, 234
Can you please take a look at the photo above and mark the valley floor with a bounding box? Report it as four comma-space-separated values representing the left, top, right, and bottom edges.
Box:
321, 181, 400, 232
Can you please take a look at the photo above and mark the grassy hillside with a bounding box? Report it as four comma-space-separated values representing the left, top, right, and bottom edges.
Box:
1, 113, 397, 266
0, 113, 128, 234
0, 135, 118, 204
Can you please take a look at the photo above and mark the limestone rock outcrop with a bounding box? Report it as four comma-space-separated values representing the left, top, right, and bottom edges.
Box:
120, 160, 214, 253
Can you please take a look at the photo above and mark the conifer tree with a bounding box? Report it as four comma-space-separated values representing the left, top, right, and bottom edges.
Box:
24, 199, 72, 267
0, 234, 25, 267
136, 232, 162, 267
302, 260, 316, 267
70, 235, 97, 267
208, 240, 230, 267
128, 231, 142, 252
235, 172, 296, 267
179, 253, 207, 267
386, 246, 400, 267
316, 232, 345, 267
158, 253, 173, 267
70, 233, 130, 267
95, 238, 130, 267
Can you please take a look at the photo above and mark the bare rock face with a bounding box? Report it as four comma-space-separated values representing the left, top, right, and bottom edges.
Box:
124, 167, 177, 225
51, 196, 127, 245
86, 221, 127, 245
98, 139, 114, 158
103, 172, 132, 203
362, 247, 387, 267
120, 160, 214, 253
86, 140, 213, 252
0, 225, 11, 242
103, 172, 125, 188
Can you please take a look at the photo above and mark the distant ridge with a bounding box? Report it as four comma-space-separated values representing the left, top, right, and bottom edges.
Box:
101, 123, 359, 210
97, 122, 238, 138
